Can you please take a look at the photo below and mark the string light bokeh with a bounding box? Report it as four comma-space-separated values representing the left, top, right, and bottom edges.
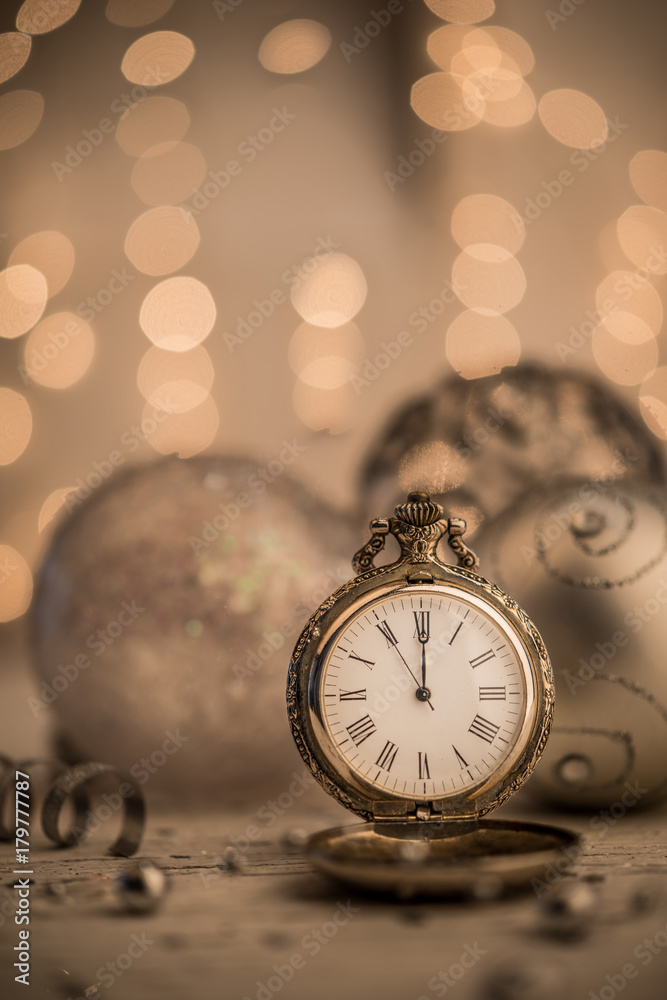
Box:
0, 0, 665, 630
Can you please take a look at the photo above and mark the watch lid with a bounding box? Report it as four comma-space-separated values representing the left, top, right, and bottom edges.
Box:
307, 819, 580, 898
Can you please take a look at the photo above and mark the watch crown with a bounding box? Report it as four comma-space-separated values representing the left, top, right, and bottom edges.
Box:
394, 492, 444, 527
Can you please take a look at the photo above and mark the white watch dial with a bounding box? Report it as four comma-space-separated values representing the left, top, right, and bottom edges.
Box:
319, 587, 531, 801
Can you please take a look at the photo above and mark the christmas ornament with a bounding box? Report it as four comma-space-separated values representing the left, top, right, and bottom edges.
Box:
476, 479, 667, 809
359, 365, 664, 535
31, 455, 355, 802
287, 491, 578, 897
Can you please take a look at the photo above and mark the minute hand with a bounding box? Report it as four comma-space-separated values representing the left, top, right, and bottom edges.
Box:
388, 640, 434, 711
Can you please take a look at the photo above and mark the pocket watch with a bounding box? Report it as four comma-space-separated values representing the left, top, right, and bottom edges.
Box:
287, 492, 579, 896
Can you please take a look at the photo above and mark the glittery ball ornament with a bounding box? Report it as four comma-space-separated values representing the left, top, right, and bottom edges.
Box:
360, 365, 663, 536
476, 479, 667, 809
31, 455, 355, 802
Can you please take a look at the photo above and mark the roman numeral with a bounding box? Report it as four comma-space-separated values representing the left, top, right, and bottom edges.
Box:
469, 649, 495, 669
346, 714, 376, 747
449, 621, 463, 645
376, 620, 399, 648
468, 714, 500, 744
452, 746, 468, 769
375, 740, 399, 771
479, 686, 506, 701
413, 611, 430, 641
348, 651, 374, 670
418, 751, 430, 779
339, 689, 366, 701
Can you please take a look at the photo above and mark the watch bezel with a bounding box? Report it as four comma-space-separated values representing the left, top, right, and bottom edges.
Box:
287, 555, 554, 822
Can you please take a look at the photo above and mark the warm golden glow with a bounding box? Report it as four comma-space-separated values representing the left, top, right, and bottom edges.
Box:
297, 357, 357, 390
480, 79, 536, 127
292, 381, 356, 434
595, 271, 663, 334
596, 311, 655, 347
629, 150, 667, 213
399, 442, 466, 494
290, 254, 367, 328
121, 30, 195, 86
411, 72, 483, 131
592, 322, 658, 386
0, 32, 31, 84
0, 264, 47, 339
639, 368, 667, 440
538, 89, 608, 149
9, 230, 75, 297
288, 321, 364, 375
125, 206, 200, 275
258, 20, 331, 74
466, 26, 535, 76
0, 544, 32, 622
597, 219, 629, 272
106, 0, 175, 27
451, 244, 526, 314
116, 96, 190, 157
137, 344, 214, 412
451, 194, 525, 254
16, 0, 81, 34
131, 141, 207, 205
0, 88, 43, 149
143, 395, 219, 457
426, 25, 474, 71
445, 311, 521, 378
0, 388, 32, 465
465, 64, 523, 104
24, 312, 95, 388
424, 0, 495, 24
140, 276, 216, 351
617, 205, 667, 274
38, 487, 74, 533
450, 42, 502, 78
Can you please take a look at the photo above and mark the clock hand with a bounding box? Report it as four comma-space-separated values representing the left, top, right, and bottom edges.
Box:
391, 643, 434, 711
413, 610, 431, 703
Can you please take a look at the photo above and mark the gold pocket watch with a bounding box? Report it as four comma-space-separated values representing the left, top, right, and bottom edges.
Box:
287, 492, 578, 896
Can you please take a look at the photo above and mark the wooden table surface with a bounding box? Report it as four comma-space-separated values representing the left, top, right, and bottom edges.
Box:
2, 783, 667, 1000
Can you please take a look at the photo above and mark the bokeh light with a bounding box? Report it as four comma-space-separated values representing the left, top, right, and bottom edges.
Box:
411, 72, 484, 131
258, 20, 331, 75
288, 321, 364, 376
479, 78, 536, 127
142, 395, 219, 457
426, 25, 474, 71
595, 311, 655, 346
451, 194, 525, 254
445, 311, 521, 378
629, 150, 667, 213
130, 141, 207, 205
140, 276, 216, 351
424, 0, 495, 24
399, 441, 466, 494
0, 89, 44, 149
23, 312, 95, 388
617, 205, 667, 273
0, 264, 47, 339
121, 31, 195, 86
0, 544, 32, 622
106, 0, 175, 28
125, 206, 200, 275
451, 244, 526, 314
290, 253, 367, 328
592, 322, 658, 385
38, 487, 75, 533
639, 368, 667, 439
0, 388, 32, 465
9, 230, 75, 297
538, 89, 608, 149
466, 26, 535, 76
137, 344, 214, 412
16, 0, 81, 34
0, 32, 31, 84
115, 96, 190, 157
595, 271, 663, 334
292, 380, 357, 434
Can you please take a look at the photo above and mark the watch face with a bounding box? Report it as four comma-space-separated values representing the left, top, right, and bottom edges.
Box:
316, 585, 534, 802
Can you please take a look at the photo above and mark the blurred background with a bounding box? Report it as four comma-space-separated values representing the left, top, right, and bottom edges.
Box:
1, 0, 667, 805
